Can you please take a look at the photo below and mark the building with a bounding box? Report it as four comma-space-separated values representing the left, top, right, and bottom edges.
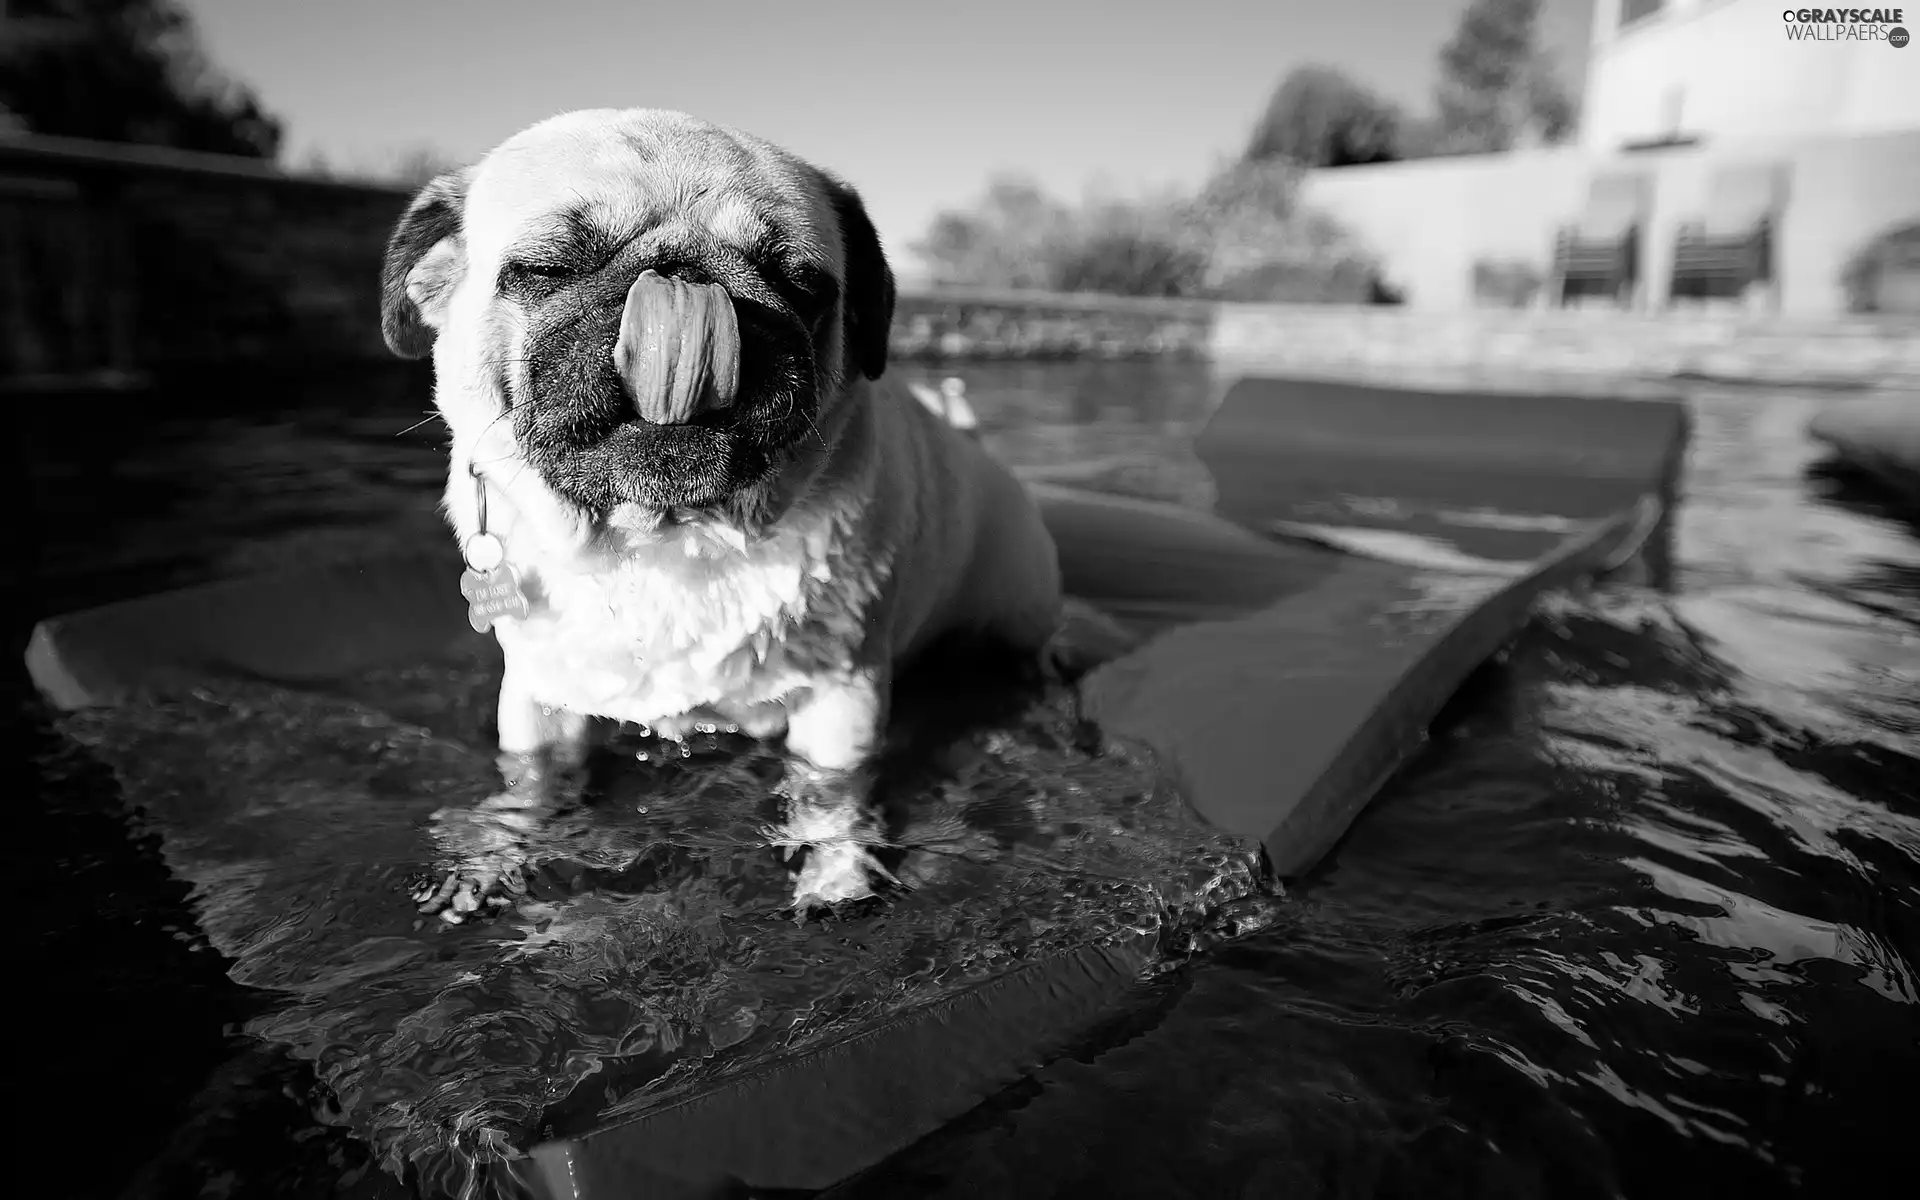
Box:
1293, 0, 1920, 315
1582, 0, 1920, 150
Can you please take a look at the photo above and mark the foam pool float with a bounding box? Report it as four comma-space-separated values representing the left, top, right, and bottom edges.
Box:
26, 375, 1688, 1199
1808, 394, 1920, 504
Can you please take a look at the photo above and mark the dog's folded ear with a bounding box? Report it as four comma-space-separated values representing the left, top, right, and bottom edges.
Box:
379, 169, 471, 359
818, 172, 897, 382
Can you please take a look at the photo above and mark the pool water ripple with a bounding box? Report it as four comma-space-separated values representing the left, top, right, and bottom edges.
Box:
16, 363, 1920, 1198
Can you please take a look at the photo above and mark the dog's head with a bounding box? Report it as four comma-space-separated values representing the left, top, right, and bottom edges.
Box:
380, 109, 896, 517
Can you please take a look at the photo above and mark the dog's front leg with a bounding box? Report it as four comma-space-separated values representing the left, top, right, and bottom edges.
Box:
494, 671, 596, 782
415, 667, 595, 922
777, 670, 896, 910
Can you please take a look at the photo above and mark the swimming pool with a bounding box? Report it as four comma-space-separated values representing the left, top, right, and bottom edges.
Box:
16, 359, 1919, 1199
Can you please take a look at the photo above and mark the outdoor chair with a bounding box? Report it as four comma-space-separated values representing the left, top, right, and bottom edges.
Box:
1669, 162, 1790, 307
1548, 172, 1652, 308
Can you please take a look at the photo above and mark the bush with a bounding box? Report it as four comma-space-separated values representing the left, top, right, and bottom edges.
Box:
1471, 257, 1545, 308
1045, 227, 1210, 298
1839, 220, 1920, 314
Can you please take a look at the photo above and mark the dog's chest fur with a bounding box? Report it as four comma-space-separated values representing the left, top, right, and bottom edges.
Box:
494, 501, 885, 726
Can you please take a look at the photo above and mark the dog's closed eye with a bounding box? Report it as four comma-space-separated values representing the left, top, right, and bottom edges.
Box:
502, 259, 585, 286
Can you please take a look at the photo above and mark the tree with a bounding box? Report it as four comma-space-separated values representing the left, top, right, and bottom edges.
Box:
0, 0, 284, 158
909, 175, 1073, 289
1839, 220, 1920, 314
1431, 0, 1576, 153
1245, 65, 1406, 168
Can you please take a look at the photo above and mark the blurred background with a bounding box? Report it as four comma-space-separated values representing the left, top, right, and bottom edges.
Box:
8, 4, 1920, 1200
6, 0, 1916, 395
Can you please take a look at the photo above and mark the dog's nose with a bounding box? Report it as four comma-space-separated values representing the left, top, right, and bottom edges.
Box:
613, 270, 742, 424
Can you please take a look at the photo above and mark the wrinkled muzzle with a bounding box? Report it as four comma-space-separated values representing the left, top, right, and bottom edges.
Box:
612, 270, 743, 425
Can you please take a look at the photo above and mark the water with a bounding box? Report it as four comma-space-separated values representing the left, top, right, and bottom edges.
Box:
16, 360, 1920, 1199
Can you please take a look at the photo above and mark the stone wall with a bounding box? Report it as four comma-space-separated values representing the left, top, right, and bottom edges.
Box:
891, 288, 1214, 363
896, 294, 1920, 390
1210, 305, 1920, 390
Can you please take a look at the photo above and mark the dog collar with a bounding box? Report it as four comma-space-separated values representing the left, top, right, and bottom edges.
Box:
458, 463, 532, 633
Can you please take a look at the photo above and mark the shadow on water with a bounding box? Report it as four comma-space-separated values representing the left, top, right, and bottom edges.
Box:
14, 364, 1920, 1199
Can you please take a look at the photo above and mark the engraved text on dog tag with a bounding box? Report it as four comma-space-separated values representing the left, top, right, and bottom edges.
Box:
460, 563, 531, 633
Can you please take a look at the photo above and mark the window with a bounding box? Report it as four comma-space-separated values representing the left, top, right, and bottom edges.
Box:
1620, 0, 1664, 27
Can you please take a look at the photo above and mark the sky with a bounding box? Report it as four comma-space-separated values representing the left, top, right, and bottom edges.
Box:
182, 0, 1595, 284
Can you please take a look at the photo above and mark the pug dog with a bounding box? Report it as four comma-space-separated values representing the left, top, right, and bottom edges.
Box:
379, 109, 1064, 919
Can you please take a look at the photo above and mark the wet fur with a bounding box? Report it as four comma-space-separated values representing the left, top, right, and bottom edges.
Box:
380, 109, 1063, 913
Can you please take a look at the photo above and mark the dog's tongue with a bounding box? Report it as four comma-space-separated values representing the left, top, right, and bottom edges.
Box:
614, 270, 742, 424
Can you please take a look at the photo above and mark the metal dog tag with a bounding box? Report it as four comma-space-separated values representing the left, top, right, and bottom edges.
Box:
460, 564, 530, 633
459, 532, 529, 632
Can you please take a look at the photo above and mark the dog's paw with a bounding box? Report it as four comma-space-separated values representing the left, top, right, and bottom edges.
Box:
411, 856, 529, 924
766, 760, 902, 920
412, 792, 544, 924
787, 838, 900, 918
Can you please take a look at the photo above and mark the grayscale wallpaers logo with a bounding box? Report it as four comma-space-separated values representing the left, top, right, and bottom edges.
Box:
1781, 8, 1910, 44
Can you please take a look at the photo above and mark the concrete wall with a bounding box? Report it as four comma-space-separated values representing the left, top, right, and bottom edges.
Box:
1583, 0, 1920, 151
1297, 129, 1920, 315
